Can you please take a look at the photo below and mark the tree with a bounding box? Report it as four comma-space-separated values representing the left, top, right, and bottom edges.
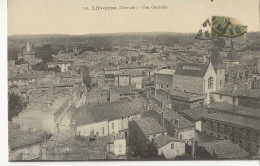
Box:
15, 58, 27, 65
31, 62, 47, 71
35, 44, 58, 62
142, 139, 163, 159
8, 93, 23, 121
8, 49, 18, 61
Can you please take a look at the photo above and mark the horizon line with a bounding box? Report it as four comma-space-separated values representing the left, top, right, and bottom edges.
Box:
8, 30, 260, 37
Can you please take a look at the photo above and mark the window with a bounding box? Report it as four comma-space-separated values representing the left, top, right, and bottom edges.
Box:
220, 80, 222, 86
224, 136, 228, 140
171, 143, 174, 149
112, 123, 114, 129
208, 77, 214, 89
102, 127, 105, 135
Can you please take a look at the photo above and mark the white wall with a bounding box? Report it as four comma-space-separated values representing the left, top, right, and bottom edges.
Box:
130, 76, 143, 89
158, 141, 185, 159
195, 121, 202, 131
113, 139, 126, 156
77, 114, 141, 137
12, 111, 55, 134
203, 63, 217, 104
179, 128, 195, 141
212, 94, 238, 105
77, 120, 109, 137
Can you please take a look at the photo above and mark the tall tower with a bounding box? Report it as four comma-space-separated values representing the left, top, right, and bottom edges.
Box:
227, 39, 237, 64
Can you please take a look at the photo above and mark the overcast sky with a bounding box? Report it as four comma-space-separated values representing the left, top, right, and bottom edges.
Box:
8, 0, 260, 35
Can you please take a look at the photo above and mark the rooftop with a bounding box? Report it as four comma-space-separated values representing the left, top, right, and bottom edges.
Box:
109, 85, 137, 95
199, 140, 250, 159
135, 117, 167, 136
72, 100, 142, 126
155, 69, 175, 75
213, 88, 260, 99
161, 88, 204, 101
174, 62, 210, 77
210, 101, 260, 119
152, 106, 194, 129
182, 106, 260, 131
153, 135, 182, 149
9, 121, 45, 150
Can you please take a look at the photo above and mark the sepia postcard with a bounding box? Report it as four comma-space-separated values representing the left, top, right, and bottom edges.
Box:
6, 0, 260, 162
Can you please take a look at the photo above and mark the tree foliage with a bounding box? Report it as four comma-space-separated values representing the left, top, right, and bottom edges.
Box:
8, 93, 23, 121
8, 49, 18, 61
34, 44, 58, 62
15, 58, 27, 65
31, 62, 47, 71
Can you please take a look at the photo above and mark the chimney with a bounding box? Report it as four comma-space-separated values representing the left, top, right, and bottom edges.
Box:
161, 111, 165, 129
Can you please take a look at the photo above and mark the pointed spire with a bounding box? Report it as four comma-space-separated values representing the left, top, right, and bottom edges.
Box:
26, 41, 31, 52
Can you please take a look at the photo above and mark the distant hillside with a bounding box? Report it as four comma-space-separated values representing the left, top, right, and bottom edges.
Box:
8, 32, 198, 50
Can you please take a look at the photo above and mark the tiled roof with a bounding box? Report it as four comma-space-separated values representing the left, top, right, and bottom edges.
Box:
161, 88, 204, 101
109, 85, 137, 95
210, 102, 260, 119
182, 107, 260, 131
153, 135, 182, 149
174, 62, 209, 77
213, 88, 260, 99
9, 121, 45, 149
200, 140, 250, 159
153, 106, 194, 129
72, 100, 142, 126
136, 117, 167, 135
